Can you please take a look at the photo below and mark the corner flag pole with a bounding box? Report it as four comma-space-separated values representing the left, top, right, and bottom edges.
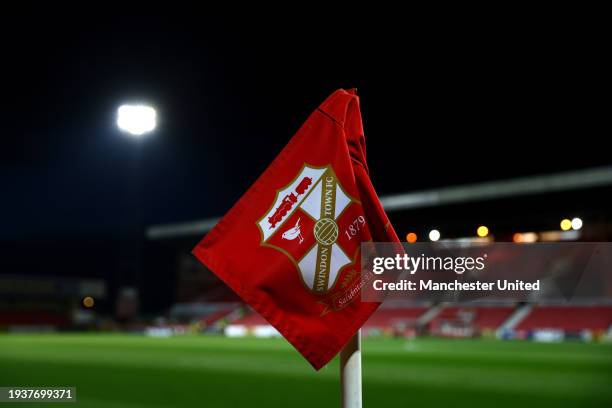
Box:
340, 330, 362, 408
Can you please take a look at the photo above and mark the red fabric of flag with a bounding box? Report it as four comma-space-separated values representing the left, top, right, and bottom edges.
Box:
192, 89, 399, 369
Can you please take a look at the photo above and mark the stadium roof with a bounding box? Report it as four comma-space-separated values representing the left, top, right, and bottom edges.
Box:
146, 165, 612, 239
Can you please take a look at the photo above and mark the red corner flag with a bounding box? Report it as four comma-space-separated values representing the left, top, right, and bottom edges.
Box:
192, 89, 399, 369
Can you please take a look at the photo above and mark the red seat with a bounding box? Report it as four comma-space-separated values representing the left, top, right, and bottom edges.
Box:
429, 307, 515, 330
363, 307, 428, 329
516, 306, 612, 331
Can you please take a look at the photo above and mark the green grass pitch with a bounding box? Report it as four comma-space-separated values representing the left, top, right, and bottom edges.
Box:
1, 334, 611, 407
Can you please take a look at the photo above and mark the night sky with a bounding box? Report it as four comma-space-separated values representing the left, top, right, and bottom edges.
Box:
2, 15, 609, 239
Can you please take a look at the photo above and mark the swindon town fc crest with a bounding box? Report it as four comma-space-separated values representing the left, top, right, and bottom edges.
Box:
258, 164, 367, 295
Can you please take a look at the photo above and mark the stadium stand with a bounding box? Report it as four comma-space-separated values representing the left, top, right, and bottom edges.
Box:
229, 307, 429, 330
0, 311, 70, 327
199, 308, 234, 326
428, 306, 515, 331
223, 303, 612, 339
426, 306, 516, 338
472, 307, 516, 330
231, 312, 268, 326
230, 304, 611, 332
515, 305, 612, 332
363, 307, 427, 327
231, 306, 514, 334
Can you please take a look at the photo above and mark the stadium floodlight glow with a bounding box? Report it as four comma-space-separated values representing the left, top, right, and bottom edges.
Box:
560, 218, 572, 231
571, 217, 583, 230
428, 229, 441, 242
513, 232, 538, 243
476, 225, 489, 238
82, 296, 95, 308
406, 232, 417, 243
117, 104, 157, 136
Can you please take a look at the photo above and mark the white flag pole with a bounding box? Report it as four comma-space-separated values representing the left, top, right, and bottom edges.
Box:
340, 330, 362, 408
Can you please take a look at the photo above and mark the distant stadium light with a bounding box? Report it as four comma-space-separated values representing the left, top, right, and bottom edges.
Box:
117, 104, 157, 136
428, 229, 440, 242
82, 296, 95, 308
513, 232, 538, 243
560, 218, 572, 231
571, 217, 583, 230
476, 225, 489, 238
406, 232, 417, 243
540, 230, 581, 241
